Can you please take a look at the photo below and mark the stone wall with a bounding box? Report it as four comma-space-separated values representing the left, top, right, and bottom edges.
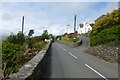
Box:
9, 43, 51, 80
26, 43, 51, 79
86, 42, 120, 63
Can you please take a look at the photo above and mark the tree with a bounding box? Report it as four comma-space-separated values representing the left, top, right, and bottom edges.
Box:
17, 31, 25, 45
28, 29, 34, 49
90, 23, 94, 28
62, 33, 67, 37
49, 34, 55, 42
56, 35, 62, 40
28, 29, 34, 37
41, 30, 49, 40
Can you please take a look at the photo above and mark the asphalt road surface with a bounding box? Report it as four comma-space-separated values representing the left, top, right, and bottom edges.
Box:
50, 42, 118, 79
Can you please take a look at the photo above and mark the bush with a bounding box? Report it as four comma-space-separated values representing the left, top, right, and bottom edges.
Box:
90, 26, 120, 46
7, 32, 25, 45
2, 41, 26, 75
27, 37, 35, 49
63, 37, 80, 43
33, 42, 46, 52
41, 34, 49, 40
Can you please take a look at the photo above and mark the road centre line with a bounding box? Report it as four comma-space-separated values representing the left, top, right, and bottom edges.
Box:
85, 64, 108, 80
63, 48, 67, 51
69, 52, 77, 59
57, 43, 78, 59
57, 44, 67, 51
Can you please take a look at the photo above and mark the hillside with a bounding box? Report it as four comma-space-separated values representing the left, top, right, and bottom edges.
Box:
87, 8, 120, 62
90, 8, 120, 46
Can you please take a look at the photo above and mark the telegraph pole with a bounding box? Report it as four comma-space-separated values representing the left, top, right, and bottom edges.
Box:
74, 15, 77, 34
22, 16, 24, 34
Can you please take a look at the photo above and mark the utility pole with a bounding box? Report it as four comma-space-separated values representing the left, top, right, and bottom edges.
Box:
74, 15, 77, 34
22, 16, 24, 34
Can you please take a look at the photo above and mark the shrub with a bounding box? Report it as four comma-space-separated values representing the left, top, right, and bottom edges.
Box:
90, 26, 120, 46
2, 41, 26, 75
7, 32, 25, 45
33, 42, 46, 52
63, 37, 80, 43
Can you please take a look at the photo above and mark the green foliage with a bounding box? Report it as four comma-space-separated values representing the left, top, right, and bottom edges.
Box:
2, 41, 26, 75
41, 30, 49, 40
90, 26, 120, 46
90, 23, 94, 28
33, 42, 46, 52
63, 37, 80, 43
43, 30, 48, 35
91, 9, 120, 35
28, 37, 35, 49
41, 34, 49, 40
63, 37, 69, 42
49, 34, 55, 42
27, 29, 35, 49
74, 37, 80, 42
56, 35, 62, 40
2, 29, 49, 77
7, 32, 25, 45
90, 9, 120, 46
28, 29, 34, 37
62, 33, 67, 37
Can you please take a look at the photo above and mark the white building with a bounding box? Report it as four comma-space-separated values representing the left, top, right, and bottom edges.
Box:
78, 22, 92, 34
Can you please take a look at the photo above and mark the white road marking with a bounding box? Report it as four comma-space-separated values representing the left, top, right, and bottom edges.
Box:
63, 48, 67, 51
57, 43, 77, 59
57, 44, 67, 51
69, 52, 77, 59
85, 64, 108, 80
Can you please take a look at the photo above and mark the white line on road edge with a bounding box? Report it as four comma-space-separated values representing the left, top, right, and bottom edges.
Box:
85, 64, 108, 80
69, 52, 77, 59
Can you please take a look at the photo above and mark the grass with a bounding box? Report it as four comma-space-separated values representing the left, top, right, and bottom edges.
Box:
63, 37, 80, 43
33, 41, 46, 52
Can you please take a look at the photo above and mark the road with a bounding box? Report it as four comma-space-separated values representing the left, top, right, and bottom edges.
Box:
80, 35, 89, 47
50, 41, 118, 79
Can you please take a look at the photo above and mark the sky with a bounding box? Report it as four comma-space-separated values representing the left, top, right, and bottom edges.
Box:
0, 1, 118, 36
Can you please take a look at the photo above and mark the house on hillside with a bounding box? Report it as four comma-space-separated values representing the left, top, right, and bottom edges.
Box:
78, 22, 92, 34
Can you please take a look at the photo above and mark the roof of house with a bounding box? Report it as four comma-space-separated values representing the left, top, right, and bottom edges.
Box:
95, 15, 106, 22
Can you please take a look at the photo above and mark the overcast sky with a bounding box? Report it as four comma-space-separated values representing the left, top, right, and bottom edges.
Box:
1, 1, 118, 36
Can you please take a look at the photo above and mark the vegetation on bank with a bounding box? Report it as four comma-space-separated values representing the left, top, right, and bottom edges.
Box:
2, 30, 52, 77
63, 37, 80, 43
90, 9, 120, 46
2, 41, 26, 75
90, 26, 120, 46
